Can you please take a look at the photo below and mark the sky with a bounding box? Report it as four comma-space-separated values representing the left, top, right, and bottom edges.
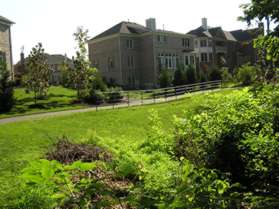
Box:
1, 0, 259, 63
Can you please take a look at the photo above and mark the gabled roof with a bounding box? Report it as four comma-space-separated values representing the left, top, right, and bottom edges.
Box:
45, 54, 72, 65
188, 26, 209, 37
0, 15, 14, 24
187, 26, 236, 41
230, 28, 262, 42
15, 54, 73, 66
90, 21, 151, 41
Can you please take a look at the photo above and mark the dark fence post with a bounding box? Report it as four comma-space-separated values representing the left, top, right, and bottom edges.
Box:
164, 89, 167, 101
175, 87, 177, 100
127, 91, 130, 107
153, 91, 156, 104
141, 91, 143, 105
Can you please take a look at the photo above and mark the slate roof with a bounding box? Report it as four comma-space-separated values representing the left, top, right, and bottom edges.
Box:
187, 26, 236, 41
230, 28, 262, 42
90, 21, 151, 40
15, 54, 73, 66
0, 15, 14, 24
89, 21, 189, 41
45, 54, 72, 65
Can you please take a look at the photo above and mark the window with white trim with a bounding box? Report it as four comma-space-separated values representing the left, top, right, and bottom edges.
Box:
201, 53, 208, 62
184, 55, 189, 65
126, 39, 133, 49
200, 40, 207, 47
182, 38, 190, 48
127, 55, 134, 68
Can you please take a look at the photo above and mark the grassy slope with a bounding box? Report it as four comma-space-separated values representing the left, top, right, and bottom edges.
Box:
0, 86, 87, 119
0, 89, 236, 203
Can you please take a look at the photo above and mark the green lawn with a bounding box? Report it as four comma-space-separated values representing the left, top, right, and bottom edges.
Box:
0, 86, 88, 119
0, 88, 237, 204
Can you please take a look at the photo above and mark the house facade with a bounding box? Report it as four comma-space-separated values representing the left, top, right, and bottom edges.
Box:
188, 18, 263, 72
88, 19, 195, 89
0, 15, 14, 79
14, 53, 73, 85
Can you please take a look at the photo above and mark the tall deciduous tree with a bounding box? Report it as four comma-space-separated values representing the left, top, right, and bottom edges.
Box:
239, 0, 279, 34
0, 60, 14, 112
72, 27, 91, 98
26, 43, 50, 103
240, 0, 279, 81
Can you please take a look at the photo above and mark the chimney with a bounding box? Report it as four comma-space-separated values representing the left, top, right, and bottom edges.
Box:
202, 17, 208, 30
146, 18, 156, 31
20, 46, 25, 67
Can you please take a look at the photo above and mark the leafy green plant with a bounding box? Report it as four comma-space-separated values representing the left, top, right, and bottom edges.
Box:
237, 63, 257, 85
105, 87, 123, 103
19, 159, 96, 208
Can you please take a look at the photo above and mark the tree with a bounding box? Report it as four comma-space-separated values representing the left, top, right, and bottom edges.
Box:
173, 65, 187, 86
26, 43, 50, 103
185, 65, 197, 84
239, 0, 279, 34
159, 69, 172, 88
239, 0, 279, 82
237, 63, 257, 85
72, 27, 91, 98
0, 60, 14, 112
60, 58, 73, 88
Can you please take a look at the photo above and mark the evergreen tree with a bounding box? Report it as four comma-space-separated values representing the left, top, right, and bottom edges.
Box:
0, 60, 14, 112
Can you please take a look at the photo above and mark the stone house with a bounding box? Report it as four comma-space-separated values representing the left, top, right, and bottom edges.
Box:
0, 15, 14, 78
88, 18, 195, 89
230, 26, 263, 66
188, 18, 263, 72
14, 53, 73, 85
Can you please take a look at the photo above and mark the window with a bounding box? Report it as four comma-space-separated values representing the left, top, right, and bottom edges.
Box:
190, 56, 195, 65
158, 53, 178, 69
108, 57, 114, 69
0, 51, 6, 63
126, 39, 133, 49
157, 35, 167, 43
200, 40, 207, 47
195, 40, 198, 47
201, 53, 208, 62
208, 40, 213, 47
128, 56, 134, 68
184, 55, 189, 65
182, 38, 190, 48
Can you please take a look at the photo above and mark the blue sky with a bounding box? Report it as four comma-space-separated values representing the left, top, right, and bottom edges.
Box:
1, 0, 260, 63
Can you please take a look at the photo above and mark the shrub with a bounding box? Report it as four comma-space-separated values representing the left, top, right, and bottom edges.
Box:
221, 67, 233, 82
173, 86, 279, 204
0, 60, 14, 112
105, 87, 123, 103
209, 67, 222, 81
237, 63, 257, 85
85, 89, 105, 104
159, 69, 172, 88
